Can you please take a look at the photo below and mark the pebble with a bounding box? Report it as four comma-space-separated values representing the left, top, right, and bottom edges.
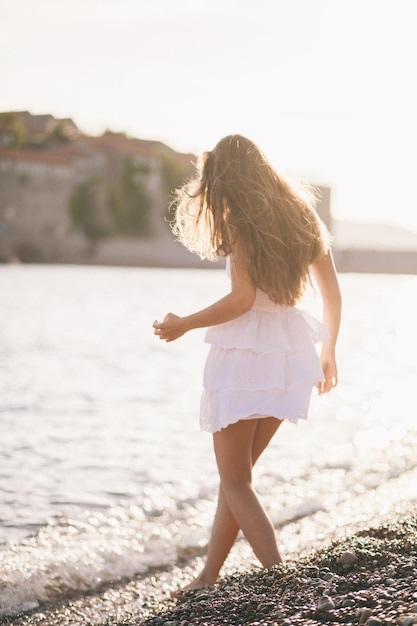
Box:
316, 595, 335, 611
305, 566, 320, 578
339, 550, 359, 566
356, 607, 372, 624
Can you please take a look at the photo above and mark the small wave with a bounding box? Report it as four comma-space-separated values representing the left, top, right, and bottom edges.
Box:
0, 480, 331, 617
0, 484, 213, 617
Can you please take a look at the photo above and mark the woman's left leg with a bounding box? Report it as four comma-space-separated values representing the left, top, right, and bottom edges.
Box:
213, 418, 282, 569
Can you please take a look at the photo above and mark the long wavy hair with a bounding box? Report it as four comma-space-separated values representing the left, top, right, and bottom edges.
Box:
172, 134, 330, 306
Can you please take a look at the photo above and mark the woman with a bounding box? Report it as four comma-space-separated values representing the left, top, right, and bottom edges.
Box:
153, 134, 341, 592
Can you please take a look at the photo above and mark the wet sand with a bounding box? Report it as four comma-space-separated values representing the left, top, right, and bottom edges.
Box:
2, 470, 417, 626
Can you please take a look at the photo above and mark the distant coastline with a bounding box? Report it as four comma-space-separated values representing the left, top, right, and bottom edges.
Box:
2, 219, 417, 274
332, 220, 417, 274
57, 218, 417, 275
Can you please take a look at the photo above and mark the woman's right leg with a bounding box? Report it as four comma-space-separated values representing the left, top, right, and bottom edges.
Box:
185, 417, 283, 589
184, 485, 237, 589
213, 418, 282, 569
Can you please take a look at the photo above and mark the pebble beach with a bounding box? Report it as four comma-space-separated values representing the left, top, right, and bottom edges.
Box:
144, 509, 417, 626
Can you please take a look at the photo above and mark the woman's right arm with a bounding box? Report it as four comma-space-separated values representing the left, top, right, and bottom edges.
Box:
309, 250, 342, 395
153, 249, 256, 342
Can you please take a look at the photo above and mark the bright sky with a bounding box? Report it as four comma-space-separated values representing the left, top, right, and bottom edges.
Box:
2, 0, 417, 231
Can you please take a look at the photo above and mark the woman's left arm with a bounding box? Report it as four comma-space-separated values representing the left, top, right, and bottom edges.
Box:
309, 250, 342, 394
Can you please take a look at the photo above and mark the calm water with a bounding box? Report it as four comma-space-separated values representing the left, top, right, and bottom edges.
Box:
1, 264, 417, 615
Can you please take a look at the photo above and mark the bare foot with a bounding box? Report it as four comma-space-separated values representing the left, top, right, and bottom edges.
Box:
170, 575, 214, 599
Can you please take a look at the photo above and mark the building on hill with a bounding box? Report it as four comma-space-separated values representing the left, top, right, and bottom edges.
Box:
0, 112, 195, 262
0, 123, 16, 148
0, 143, 103, 262
0, 111, 82, 147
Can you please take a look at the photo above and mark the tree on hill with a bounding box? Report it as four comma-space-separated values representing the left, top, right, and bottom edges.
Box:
0, 112, 27, 147
108, 157, 152, 236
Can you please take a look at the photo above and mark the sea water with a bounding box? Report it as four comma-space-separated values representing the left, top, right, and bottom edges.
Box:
1, 264, 416, 616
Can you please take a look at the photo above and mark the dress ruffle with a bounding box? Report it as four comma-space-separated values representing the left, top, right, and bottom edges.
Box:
204, 305, 328, 353
200, 291, 329, 433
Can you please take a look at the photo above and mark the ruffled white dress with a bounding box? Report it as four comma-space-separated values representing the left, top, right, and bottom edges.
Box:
200, 259, 329, 433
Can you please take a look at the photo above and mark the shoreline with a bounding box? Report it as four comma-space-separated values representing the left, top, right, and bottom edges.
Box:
3, 508, 416, 626
2, 473, 417, 626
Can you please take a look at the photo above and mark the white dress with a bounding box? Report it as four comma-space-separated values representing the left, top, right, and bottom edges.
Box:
200, 259, 329, 433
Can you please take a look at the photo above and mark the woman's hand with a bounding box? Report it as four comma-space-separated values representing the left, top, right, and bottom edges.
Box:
317, 347, 338, 395
153, 313, 187, 342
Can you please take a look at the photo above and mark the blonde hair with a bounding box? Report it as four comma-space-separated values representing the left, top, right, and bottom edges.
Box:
172, 134, 330, 306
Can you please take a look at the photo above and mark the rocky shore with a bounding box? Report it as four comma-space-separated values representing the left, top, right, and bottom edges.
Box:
1, 503, 416, 626
142, 513, 417, 626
